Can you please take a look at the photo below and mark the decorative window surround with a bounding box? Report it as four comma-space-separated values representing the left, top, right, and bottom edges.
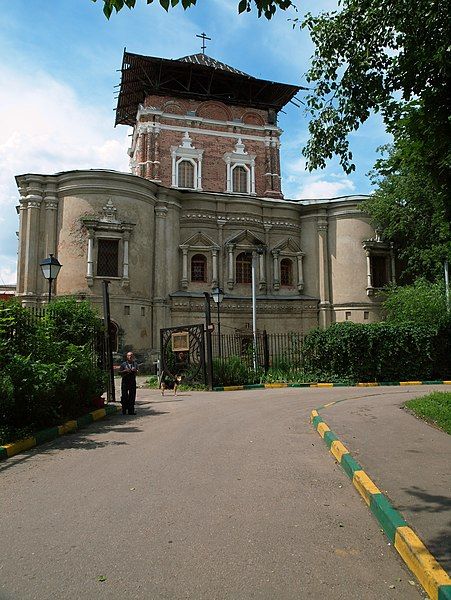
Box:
224, 139, 256, 195
171, 132, 203, 190
81, 199, 135, 289
179, 232, 219, 289
362, 236, 395, 296
224, 229, 266, 290
271, 238, 305, 292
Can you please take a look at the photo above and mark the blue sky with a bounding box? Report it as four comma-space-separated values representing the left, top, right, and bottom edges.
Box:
0, 0, 389, 284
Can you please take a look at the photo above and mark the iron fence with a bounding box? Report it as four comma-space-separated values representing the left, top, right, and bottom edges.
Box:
211, 331, 304, 372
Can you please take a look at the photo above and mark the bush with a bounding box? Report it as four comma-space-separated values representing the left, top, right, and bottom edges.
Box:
0, 298, 106, 445
213, 356, 260, 386
302, 322, 451, 382
382, 279, 450, 328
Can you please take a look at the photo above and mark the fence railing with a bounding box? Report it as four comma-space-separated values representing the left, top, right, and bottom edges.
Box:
211, 331, 304, 372
1, 304, 106, 370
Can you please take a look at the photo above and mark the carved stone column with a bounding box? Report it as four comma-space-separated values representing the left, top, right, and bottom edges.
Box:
145, 128, 153, 179
259, 252, 266, 291
44, 189, 58, 258
272, 249, 280, 291
296, 252, 305, 292
86, 229, 94, 287
180, 245, 189, 289
212, 248, 218, 287
317, 216, 331, 327
365, 250, 372, 289
23, 191, 43, 298
227, 244, 235, 290
153, 203, 169, 347
121, 230, 130, 289
217, 218, 226, 285
16, 188, 28, 295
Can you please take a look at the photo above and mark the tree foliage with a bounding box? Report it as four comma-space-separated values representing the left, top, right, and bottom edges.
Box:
300, 0, 450, 174
92, 0, 293, 19
361, 102, 450, 282
382, 280, 450, 328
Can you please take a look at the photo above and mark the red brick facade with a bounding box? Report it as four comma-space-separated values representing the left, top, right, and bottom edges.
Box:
130, 95, 283, 199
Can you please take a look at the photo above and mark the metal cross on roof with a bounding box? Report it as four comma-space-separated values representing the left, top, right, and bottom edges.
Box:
196, 32, 211, 54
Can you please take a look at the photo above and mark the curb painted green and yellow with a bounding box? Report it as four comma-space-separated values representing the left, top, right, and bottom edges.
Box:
0, 404, 121, 462
213, 380, 451, 392
310, 408, 451, 600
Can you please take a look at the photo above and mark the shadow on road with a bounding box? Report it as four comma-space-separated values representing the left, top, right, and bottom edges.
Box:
0, 403, 168, 473
401, 485, 451, 571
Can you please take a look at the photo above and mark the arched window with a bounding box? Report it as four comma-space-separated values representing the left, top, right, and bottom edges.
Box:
236, 252, 252, 284
191, 254, 207, 282
280, 258, 293, 286
232, 165, 248, 193
177, 160, 195, 189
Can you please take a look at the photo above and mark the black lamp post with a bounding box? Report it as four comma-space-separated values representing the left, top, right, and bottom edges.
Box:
211, 286, 224, 358
39, 253, 62, 303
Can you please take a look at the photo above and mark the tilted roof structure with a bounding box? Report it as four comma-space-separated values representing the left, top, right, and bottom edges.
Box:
115, 50, 303, 126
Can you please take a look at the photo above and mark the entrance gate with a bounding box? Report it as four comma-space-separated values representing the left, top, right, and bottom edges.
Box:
160, 324, 206, 385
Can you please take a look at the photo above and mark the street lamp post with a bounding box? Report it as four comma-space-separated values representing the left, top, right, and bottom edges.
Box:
211, 287, 224, 358
251, 247, 265, 372
39, 253, 62, 303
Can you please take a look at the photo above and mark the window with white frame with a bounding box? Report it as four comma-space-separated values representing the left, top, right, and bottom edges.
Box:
224, 138, 256, 195
171, 132, 203, 190
178, 159, 195, 189
232, 165, 249, 193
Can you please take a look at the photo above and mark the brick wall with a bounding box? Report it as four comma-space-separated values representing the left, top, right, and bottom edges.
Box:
131, 95, 283, 198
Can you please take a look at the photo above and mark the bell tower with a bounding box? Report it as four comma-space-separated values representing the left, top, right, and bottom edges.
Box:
115, 51, 301, 199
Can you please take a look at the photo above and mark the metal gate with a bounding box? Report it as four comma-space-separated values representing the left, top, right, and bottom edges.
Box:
160, 324, 206, 384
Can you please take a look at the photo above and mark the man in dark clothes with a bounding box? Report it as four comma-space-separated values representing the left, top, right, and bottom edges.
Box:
119, 351, 139, 415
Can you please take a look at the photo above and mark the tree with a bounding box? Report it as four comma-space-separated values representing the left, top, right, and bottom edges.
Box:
92, 0, 292, 19
361, 102, 451, 282
299, 0, 450, 173
382, 279, 450, 328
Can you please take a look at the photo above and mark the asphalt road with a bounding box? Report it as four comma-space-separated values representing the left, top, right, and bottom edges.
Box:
1, 385, 442, 600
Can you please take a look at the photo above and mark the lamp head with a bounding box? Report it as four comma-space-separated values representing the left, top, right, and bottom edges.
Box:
39, 253, 62, 281
211, 287, 224, 304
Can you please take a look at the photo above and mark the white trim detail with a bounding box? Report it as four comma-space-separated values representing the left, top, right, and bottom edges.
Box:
171, 132, 204, 190
224, 139, 256, 195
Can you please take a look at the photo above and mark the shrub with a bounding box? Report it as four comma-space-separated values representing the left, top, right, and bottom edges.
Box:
0, 298, 107, 444
383, 279, 450, 328
213, 356, 260, 386
302, 322, 451, 382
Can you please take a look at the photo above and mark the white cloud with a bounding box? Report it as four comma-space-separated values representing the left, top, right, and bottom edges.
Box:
293, 174, 356, 199
0, 65, 130, 207
0, 65, 132, 283
0, 256, 17, 286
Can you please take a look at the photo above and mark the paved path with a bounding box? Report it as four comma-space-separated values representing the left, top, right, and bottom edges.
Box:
0, 385, 447, 599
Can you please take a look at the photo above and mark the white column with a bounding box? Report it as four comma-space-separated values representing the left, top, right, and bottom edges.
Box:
250, 160, 256, 194
171, 152, 177, 187
23, 194, 42, 297
87, 232, 94, 285
123, 237, 129, 279
366, 251, 372, 288
212, 248, 218, 286
197, 157, 202, 190
259, 251, 265, 289
227, 244, 235, 289
297, 252, 304, 292
272, 250, 280, 290
226, 159, 232, 192
318, 217, 331, 327
181, 246, 189, 289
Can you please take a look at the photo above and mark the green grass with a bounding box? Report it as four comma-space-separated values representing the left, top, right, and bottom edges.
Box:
405, 391, 451, 434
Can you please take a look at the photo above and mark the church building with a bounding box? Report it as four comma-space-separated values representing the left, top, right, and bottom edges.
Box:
14, 50, 394, 362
